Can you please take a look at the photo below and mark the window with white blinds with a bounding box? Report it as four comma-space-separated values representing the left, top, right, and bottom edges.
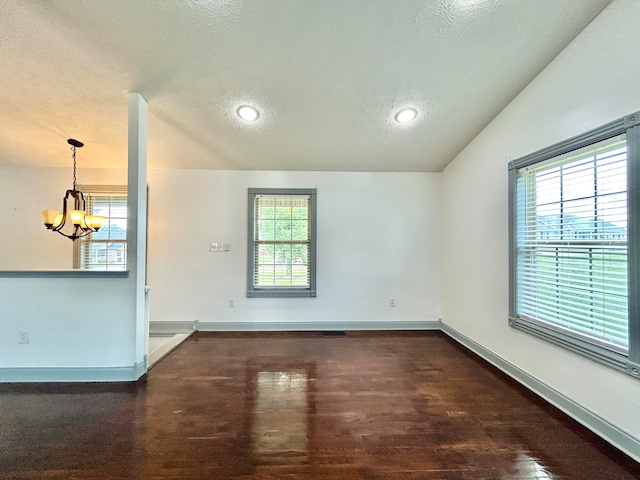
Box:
247, 188, 317, 298
509, 111, 640, 379
516, 137, 628, 350
74, 186, 127, 271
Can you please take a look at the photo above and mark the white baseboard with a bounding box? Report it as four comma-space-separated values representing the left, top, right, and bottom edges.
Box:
0, 360, 147, 383
440, 321, 640, 463
192, 319, 441, 332
150, 320, 197, 334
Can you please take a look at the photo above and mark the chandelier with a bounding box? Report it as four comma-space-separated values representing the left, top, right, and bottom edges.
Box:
40, 139, 104, 240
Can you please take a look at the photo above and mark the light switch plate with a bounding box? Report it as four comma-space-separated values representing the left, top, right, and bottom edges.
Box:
209, 242, 224, 252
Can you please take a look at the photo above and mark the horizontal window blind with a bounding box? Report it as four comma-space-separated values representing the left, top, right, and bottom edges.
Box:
77, 189, 127, 271
253, 194, 310, 289
515, 137, 628, 350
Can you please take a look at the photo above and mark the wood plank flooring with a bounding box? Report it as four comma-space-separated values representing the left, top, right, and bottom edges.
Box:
1, 331, 638, 479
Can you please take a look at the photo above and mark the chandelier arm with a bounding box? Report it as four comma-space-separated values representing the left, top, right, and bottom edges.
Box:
67, 229, 93, 240
52, 189, 72, 232
51, 224, 93, 240
53, 230, 88, 241
75, 189, 87, 211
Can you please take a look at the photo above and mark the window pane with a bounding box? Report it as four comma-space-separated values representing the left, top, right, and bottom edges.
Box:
77, 190, 128, 270
516, 139, 629, 350
562, 158, 594, 201
259, 206, 275, 220
597, 193, 627, 237
292, 207, 308, 219
92, 226, 110, 241
258, 219, 275, 241
257, 265, 275, 285
275, 220, 293, 241
257, 245, 275, 265
81, 241, 127, 271
275, 206, 292, 219
291, 220, 309, 241
291, 265, 309, 285
109, 221, 127, 240
274, 244, 293, 264
291, 244, 308, 264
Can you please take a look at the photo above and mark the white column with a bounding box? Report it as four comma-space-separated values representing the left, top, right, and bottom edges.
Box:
127, 92, 149, 374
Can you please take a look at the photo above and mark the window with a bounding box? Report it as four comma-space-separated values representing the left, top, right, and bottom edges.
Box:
247, 188, 317, 298
74, 185, 127, 271
509, 112, 640, 378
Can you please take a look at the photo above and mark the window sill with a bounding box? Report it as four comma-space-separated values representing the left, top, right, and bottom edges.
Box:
0, 270, 130, 278
509, 315, 640, 380
248, 289, 316, 298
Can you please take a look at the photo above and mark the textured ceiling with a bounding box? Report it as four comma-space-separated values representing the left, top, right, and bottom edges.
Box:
0, 0, 612, 172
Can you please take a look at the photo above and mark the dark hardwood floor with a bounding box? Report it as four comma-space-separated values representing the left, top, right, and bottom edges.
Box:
1, 331, 638, 479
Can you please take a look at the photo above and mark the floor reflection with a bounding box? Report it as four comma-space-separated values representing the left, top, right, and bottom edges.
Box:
507, 450, 555, 479
253, 371, 309, 463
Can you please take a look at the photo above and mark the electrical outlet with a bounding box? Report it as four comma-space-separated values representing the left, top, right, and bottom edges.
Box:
18, 330, 29, 344
389, 298, 396, 307
228, 298, 235, 308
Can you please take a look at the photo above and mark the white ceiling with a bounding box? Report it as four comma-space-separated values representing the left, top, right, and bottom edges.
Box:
0, 0, 612, 172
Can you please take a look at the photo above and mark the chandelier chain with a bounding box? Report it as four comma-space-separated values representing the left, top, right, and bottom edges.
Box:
71, 145, 77, 190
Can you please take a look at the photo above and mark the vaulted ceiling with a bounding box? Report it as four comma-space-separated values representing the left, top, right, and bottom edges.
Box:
0, 0, 612, 171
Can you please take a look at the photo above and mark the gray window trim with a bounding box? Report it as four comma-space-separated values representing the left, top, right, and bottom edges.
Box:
247, 188, 317, 298
508, 111, 640, 379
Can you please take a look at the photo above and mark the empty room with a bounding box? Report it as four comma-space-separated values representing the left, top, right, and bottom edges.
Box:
1, 1, 639, 478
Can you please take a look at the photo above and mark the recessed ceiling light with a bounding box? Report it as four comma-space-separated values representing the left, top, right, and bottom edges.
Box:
395, 108, 418, 123
236, 105, 260, 121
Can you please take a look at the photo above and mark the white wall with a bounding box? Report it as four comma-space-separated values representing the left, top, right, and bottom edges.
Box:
0, 166, 441, 329
441, 0, 640, 452
0, 275, 136, 368
147, 169, 441, 327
